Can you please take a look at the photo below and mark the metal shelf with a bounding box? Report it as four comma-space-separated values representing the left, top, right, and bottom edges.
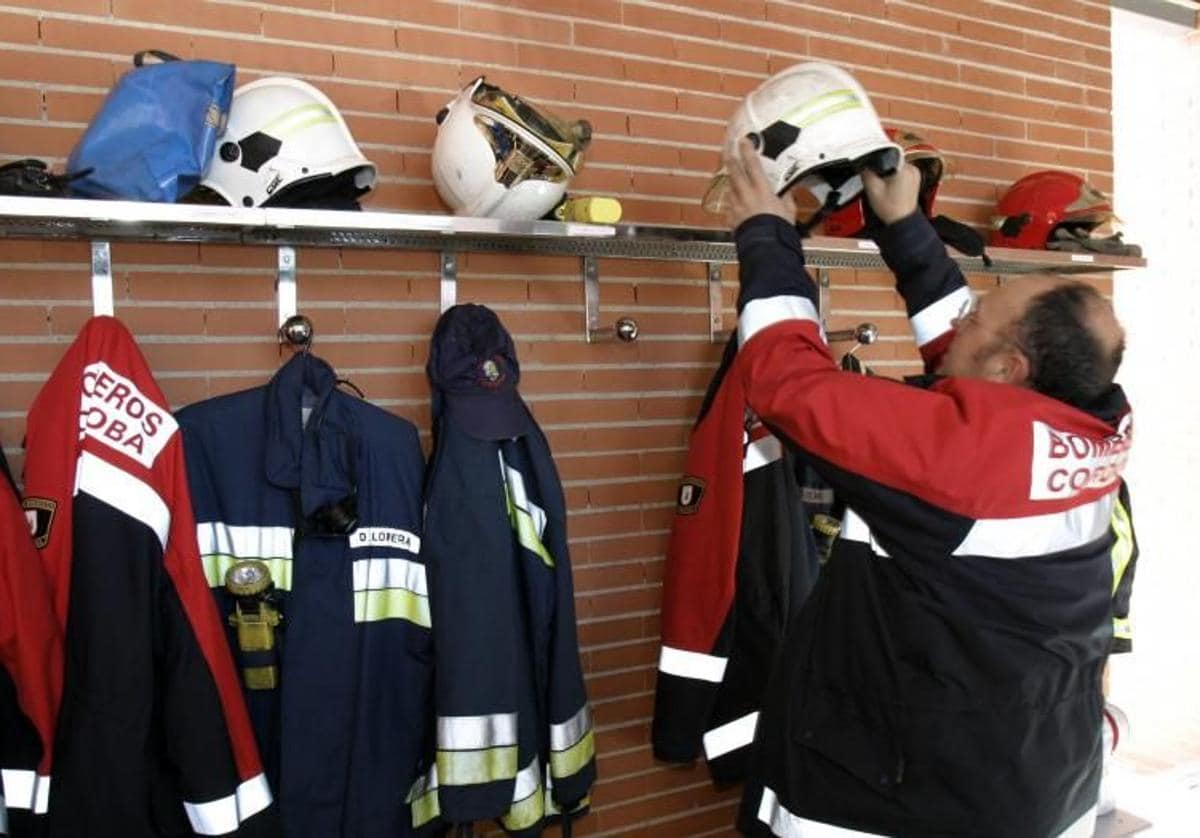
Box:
0, 196, 1147, 344
0, 196, 1146, 273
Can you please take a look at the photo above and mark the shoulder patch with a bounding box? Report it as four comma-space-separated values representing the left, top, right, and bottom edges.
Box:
21, 497, 56, 549
676, 477, 706, 516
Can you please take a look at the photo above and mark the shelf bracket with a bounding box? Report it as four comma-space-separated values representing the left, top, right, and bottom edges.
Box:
583, 256, 639, 344
816, 267, 831, 331
276, 246, 297, 327
90, 241, 113, 317
708, 262, 731, 344
440, 251, 457, 314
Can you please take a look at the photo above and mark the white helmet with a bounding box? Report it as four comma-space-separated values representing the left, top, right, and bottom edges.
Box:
201, 77, 376, 209
432, 77, 591, 221
703, 62, 900, 218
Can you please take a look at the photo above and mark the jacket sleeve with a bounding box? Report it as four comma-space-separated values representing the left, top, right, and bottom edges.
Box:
0, 452, 62, 826
874, 210, 972, 375
421, 439, 521, 824
1109, 480, 1138, 653
157, 437, 279, 836
540, 452, 595, 814
652, 359, 746, 765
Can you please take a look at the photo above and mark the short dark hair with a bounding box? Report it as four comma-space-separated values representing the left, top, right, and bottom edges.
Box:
1013, 282, 1124, 409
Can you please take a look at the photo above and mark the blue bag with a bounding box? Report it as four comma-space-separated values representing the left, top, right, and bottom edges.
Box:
67, 51, 235, 202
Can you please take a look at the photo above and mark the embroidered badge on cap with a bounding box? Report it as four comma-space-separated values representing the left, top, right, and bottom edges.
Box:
676, 477, 706, 516
22, 497, 57, 549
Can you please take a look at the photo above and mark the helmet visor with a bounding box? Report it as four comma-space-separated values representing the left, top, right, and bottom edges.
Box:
474, 115, 570, 186
471, 80, 590, 172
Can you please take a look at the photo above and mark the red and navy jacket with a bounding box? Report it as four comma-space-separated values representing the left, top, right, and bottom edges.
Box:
731, 213, 1133, 838
22, 316, 276, 837
0, 449, 62, 836
652, 335, 821, 783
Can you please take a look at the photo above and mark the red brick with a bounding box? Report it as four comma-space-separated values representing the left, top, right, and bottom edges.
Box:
627, 113, 723, 147
0, 305, 49, 336
623, 58, 723, 94
1026, 77, 1086, 106
113, 0, 262, 33
262, 11, 394, 50
0, 11, 39, 45
335, 0, 459, 27
575, 23, 670, 61
519, 42, 623, 81
574, 78, 676, 114
192, 34, 333, 75
0, 49, 116, 88
674, 39, 767, 75
0, 123, 80, 157
0, 85, 40, 119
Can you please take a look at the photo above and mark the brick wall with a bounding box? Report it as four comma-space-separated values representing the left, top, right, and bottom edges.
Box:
0, 2, 1115, 835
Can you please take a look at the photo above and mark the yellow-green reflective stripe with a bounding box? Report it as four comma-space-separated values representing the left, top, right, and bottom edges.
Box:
262, 103, 334, 136
546, 793, 590, 817
504, 486, 554, 568
436, 746, 518, 787
781, 88, 860, 127
501, 779, 544, 831
795, 98, 864, 128
410, 787, 440, 827
1110, 498, 1134, 595
549, 730, 595, 779
353, 589, 431, 627
1113, 616, 1132, 640
201, 554, 293, 591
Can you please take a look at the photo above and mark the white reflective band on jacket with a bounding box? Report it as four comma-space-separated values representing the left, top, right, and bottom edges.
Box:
351, 557, 430, 626
549, 704, 595, 779
658, 645, 728, 683
703, 711, 759, 760
182, 773, 273, 836
756, 786, 1098, 838
436, 712, 520, 786
1, 769, 50, 814
739, 295, 821, 347
499, 452, 554, 568
197, 522, 295, 590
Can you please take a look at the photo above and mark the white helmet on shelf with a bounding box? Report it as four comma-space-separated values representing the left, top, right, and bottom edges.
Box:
201, 76, 376, 209
703, 62, 900, 220
432, 76, 592, 221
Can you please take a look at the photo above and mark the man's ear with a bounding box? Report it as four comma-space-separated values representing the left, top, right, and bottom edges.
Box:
993, 346, 1031, 387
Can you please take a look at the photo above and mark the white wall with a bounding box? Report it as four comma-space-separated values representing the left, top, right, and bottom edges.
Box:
1109, 7, 1200, 772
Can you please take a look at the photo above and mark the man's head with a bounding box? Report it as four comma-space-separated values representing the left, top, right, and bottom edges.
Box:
938, 277, 1125, 408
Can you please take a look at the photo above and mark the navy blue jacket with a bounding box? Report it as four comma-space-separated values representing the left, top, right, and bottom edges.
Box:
409, 417, 595, 836
177, 353, 432, 838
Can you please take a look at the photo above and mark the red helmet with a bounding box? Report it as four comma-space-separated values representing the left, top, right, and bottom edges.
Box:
988, 171, 1116, 250
822, 127, 943, 237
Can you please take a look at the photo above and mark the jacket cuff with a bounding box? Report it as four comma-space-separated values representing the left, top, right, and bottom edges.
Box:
874, 210, 945, 277
734, 215, 816, 312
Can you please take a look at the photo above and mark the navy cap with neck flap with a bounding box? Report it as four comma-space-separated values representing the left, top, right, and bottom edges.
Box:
427, 303, 535, 440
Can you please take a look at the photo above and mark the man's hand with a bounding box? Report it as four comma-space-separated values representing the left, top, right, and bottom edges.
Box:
862, 162, 922, 226
724, 136, 796, 230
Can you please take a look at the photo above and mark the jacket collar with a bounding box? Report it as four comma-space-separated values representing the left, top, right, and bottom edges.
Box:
263, 353, 347, 510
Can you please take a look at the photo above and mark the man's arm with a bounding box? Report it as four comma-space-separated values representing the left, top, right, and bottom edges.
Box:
863, 168, 972, 375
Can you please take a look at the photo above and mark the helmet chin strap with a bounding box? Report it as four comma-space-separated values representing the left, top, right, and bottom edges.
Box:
795, 188, 843, 238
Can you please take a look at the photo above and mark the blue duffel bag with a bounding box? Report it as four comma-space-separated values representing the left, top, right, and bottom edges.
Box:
67, 50, 235, 202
